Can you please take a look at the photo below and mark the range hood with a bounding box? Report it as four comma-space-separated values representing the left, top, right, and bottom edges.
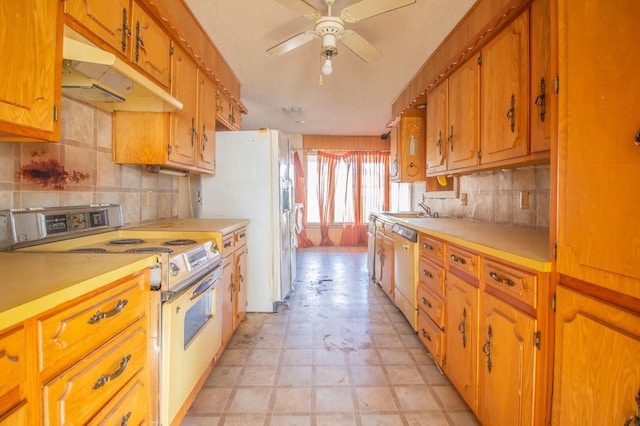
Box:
62, 29, 183, 112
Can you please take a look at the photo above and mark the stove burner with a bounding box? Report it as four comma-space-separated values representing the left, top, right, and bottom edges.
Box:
125, 247, 174, 254
163, 239, 197, 246
109, 238, 146, 245
68, 248, 108, 253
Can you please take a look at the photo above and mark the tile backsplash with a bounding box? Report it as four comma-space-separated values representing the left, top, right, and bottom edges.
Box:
419, 165, 551, 231
0, 97, 181, 226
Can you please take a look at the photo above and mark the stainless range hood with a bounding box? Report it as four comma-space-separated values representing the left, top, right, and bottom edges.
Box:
62, 28, 183, 112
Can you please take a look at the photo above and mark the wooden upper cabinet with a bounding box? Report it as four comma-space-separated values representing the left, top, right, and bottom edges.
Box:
170, 44, 197, 167
131, 1, 171, 89
216, 86, 241, 130
556, 0, 640, 298
0, 0, 61, 142
426, 80, 448, 175
529, 0, 551, 153
448, 56, 480, 172
64, 0, 131, 56
198, 72, 217, 172
390, 115, 426, 182
480, 11, 529, 165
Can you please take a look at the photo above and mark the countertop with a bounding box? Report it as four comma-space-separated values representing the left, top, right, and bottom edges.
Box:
375, 214, 551, 271
127, 218, 250, 235
0, 252, 158, 329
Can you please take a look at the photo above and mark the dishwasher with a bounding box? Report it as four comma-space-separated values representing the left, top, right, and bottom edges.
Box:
392, 223, 419, 331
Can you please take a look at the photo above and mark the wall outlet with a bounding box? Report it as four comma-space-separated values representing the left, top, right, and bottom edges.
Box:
519, 191, 530, 209
146, 190, 153, 206
460, 193, 468, 206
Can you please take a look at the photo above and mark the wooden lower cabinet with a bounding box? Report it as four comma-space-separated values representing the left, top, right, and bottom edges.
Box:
221, 255, 235, 348
374, 224, 394, 301
0, 326, 28, 425
478, 292, 535, 426
234, 243, 248, 326
552, 286, 640, 425
443, 273, 478, 411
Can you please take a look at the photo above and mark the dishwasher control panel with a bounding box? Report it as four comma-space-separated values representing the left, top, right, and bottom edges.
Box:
391, 223, 418, 243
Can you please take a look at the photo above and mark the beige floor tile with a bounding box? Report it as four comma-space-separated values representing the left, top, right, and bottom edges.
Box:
354, 387, 398, 412
227, 388, 272, 413
378, 348, 415, 365
394, 386, 441, 411
346, 348, 382, 365
315, 413, 357, 426
350, 365, 389, 386
385, 365, 425, 385
313, 348, 347, 365
281, 348, 313, 365
405, 412, 451, 425
359, 414, 405, 426
272, 388, 312, 413
268, 415, 312, 426
246, 348, 281, 365
315, 387, 354, 412
220, 414, 267, 425
238, 365, 277, 386
278, 366, 313, 387
188, 388, 233, 414
180, 415, 221, 425
314, 365, 350, 386
204, 366, 242, 388
216, 348, 250, 366
431, 385, 469, 411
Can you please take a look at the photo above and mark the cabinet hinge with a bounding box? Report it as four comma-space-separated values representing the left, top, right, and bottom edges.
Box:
551, 293, 556, 312
477, 150, 482, 159
53, 105, 59, 122
534, 331, 542, 350
477, 55, 482, 65
554, 76, 559, 95
552, 241, 558, 261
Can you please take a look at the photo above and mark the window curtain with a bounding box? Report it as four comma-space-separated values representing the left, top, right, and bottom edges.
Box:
340, 151, 390, 245
317, 151, 340, 246
293, 151, 314, 248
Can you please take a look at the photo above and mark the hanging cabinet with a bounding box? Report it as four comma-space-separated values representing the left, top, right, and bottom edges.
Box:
390, 114, 426, 182
130, 1, 172, 89
64, 0, 131, 56
0, 0, 62, 143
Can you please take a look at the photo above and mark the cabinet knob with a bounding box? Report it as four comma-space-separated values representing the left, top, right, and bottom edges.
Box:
534, 78, 546, 122
506, 94, 516, 133
635, 129, 640, 146
489, 271, 515, 287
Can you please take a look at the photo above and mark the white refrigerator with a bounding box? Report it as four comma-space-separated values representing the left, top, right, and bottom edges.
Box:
200, 129, 295, 312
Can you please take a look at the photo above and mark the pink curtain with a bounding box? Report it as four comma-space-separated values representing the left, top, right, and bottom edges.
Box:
317, 151, 340, 246
340, 151, 390, 245
293, 151, 314, 248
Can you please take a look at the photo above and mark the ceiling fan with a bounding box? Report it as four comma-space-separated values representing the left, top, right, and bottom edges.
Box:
267, 0, 417, 75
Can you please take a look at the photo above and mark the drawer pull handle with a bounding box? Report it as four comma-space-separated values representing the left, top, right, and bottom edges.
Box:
422, 269, 433, 278
422, 242, 433, 251
88, 299, 129, 325
93, 354, 132, 390
0, 350, 19, 363
421, 297, 432, 308
635, 129, 640, 147
458, 308, 467, 348
121, 411, 132, 426
623, 389, 640, 426
421, 329, 431, 341
489, 271, 515, 287
482, 326, 493, 373
450, 254, 466, 264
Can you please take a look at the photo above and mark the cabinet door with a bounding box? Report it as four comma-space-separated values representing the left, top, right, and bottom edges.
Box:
552, 286, 640, 425
170, 45, 197, 167
448, 56, 480, 171
426, 80, 448, 175
444, 274, 478, 411
556, 0, 640, 298
131, 1, 171, 89
380, 234, 395, 301
221, 257, 234, 346
529, 0, 551, 153
398, 116, 426, 182
197, 71, 216, 172
234, 246, 248, 327
64, 0, 131, 56
478, 292, 535, 426
480, 11, 529, 164
0, 0, 61, 142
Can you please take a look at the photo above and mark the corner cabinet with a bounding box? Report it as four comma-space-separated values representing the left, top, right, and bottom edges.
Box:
389, 115, 426, 182
0, 0, 62, 142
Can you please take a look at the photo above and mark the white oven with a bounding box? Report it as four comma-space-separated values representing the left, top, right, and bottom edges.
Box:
160, 266, 222, 426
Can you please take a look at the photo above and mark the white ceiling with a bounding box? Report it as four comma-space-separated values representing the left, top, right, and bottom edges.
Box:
184, 0, 477, 136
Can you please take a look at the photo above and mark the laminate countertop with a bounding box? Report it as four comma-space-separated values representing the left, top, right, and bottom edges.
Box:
127, 218, 250, 235
0, 252, 157, 329
375, 214, 551, 271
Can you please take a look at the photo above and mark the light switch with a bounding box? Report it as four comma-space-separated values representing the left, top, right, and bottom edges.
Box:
519, 191, 529, 209
146, 190, 153, 206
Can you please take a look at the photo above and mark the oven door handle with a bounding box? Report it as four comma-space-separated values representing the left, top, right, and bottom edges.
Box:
190, 275, 219, 301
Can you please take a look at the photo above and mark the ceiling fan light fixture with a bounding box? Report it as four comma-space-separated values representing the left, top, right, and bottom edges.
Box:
322, 54, 333, 75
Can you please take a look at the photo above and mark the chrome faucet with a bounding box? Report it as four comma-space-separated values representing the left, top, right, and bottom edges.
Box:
418, 202, 438, 218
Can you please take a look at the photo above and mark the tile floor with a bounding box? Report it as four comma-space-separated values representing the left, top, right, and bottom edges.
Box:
181, 246, 480, 426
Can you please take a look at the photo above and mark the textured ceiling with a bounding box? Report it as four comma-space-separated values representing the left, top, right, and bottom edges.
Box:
184, 0, 476, 136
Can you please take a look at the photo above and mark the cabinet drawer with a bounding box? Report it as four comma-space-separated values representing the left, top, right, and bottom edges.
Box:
0, 400, 28, 425
418, 256, 446, 298
0, 327, 26, 397
43, 324, 147, 426
234, 227, 247, 249
417, 312, 443, 364
417, 285, 445, 329
87, 368, 148, 426
221, 233, 234, 257
38, 274, 146, 374
447, 245, 480, 278
419, 234, 445, 264
482, 259, 538, 308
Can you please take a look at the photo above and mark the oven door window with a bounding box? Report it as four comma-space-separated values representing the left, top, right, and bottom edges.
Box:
184, 282, 215, 348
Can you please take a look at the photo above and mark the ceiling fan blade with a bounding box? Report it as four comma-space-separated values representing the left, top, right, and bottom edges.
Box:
272, 0, 321, 19
267, 30, 318, 56
339, 30, 382, 63
340, 0, 416, 23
